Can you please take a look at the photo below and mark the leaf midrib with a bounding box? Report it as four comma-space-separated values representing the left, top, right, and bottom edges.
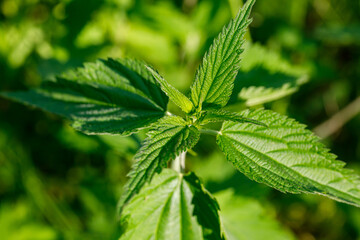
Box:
221, 134, 360, 203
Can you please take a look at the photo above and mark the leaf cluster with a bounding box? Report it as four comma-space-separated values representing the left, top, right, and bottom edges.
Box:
2, 0, 360, 239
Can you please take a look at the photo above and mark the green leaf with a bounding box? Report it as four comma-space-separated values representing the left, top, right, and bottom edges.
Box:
119, 169, 223, 240
217, 108, 360, 207
201, 109, 267, 126
146, 66, 194, 113
215, 190, 295, 240
1, 59, 169, 136
190, 0, 255, 110
118, 116, 200, 211
229, 43, 309, 107
185, 172, 223, 240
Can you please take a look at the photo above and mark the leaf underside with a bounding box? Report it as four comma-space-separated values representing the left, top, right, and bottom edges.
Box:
217, 108, 360, 207
190, 0, 255, 110
120, 169, 223, 240
118, 116, 200, 212
1, 59, 169, 136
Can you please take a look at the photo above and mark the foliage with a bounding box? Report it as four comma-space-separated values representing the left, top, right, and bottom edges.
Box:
119, 169, 223, 240
218, 108, 360, 206
1, 0, 360, 239
118, 116, 200, 210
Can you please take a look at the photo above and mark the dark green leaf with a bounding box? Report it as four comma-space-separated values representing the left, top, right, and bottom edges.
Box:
1, 59, 169, 135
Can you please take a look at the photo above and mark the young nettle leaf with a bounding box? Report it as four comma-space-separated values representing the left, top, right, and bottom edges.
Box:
217, 108, 360, 207
146, 66, 194, 113
118, 116, 200, 211
190, 0, 255, 111
119, 169, 223, 240
1, 59, 168, 136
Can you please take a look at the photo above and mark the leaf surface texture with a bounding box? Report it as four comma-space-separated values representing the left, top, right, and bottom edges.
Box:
2, 59, 168, 135
217, 108, 360, 206
190, 0, 255, 110
118, 116, 200, 210
120, 169, 223, 240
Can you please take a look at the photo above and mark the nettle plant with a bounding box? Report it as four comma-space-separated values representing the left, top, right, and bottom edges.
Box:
3, 0, 360, 239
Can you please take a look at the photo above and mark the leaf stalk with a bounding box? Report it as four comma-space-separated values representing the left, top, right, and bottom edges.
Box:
172, 151, 187, 173
200, 128, 220, 136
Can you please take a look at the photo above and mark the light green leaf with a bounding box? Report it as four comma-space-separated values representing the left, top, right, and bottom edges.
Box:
190, 0, 255, 110
229, 43, 309, 107
201, 109, 267, 126
217, 108, 360, 207
1, 59, 169, 135
146, 66, 194, 113
118, 116, 200, 211
215, 190, 295, 240
120, 169, 223, 240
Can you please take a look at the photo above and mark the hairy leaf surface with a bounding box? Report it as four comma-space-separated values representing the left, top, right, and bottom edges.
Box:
147, 66, 194, 113
190, 0, 255, 110
217, 108, 360, 206
118, 116, 200, 211
1, 59, 168, 135
120, 169, 223, 240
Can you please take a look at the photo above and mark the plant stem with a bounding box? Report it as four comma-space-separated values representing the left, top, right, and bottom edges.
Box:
172, 151, 187, 173
200, 128, 220, 136
313, 96, 360, 138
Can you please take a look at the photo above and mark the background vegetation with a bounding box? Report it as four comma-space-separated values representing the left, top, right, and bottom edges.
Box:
0, 0, 359, 239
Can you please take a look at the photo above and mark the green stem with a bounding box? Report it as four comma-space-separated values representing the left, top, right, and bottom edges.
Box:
172, 151, 186, 173
200, 128, 220, 136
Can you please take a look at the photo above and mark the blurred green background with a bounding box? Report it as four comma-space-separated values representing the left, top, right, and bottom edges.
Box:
0, 0, 360, 239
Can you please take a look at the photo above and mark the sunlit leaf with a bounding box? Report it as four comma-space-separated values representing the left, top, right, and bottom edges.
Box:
118, 116, 200, 210
1, 59, 169, 135
217, 108, 360, 206
120, 169, 223, 240
190, 0, 255, 110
